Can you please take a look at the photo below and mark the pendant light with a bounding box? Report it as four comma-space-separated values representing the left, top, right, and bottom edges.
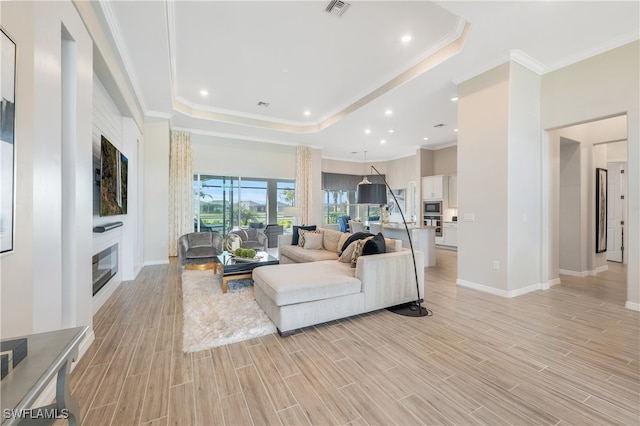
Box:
356, 151, 387, 205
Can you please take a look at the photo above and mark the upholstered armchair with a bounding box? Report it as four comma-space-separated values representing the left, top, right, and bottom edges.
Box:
226, 228, 268, 252
178, 232, 223, 267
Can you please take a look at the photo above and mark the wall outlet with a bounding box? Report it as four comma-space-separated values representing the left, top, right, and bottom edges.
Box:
492, 260, 500, 270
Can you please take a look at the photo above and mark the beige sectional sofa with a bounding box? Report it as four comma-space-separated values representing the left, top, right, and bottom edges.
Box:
253, 228, 424, 336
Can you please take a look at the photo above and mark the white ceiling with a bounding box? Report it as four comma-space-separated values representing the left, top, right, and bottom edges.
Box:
98, 1, 639, 162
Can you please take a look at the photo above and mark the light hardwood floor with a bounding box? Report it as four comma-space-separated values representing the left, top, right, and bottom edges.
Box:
69, 250, 639, 425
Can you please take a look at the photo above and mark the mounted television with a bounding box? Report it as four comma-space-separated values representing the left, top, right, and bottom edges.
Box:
100, 135, 127, 216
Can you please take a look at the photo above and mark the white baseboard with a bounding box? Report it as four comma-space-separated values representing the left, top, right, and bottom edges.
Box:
590, 265, 609, 276
144, 259, 170, 266
508, 283, 543, 298
625, 301, 640, 311
559, 266, 609, 277
30, 329, 96, 409
559, 269, 589, 277
456, 279, 542, 298
541, 277, 562, 290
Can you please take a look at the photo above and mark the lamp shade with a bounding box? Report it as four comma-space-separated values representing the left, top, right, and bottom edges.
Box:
356, 183, 387, 204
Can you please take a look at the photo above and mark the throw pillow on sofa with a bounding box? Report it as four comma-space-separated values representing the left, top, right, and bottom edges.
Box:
298, 228, 322, 247
337, 232, 352, 255
340, 232, 374, 253
291, 225, 317, 246
302, 232, 324, 250
338, 236, 375, 267
350, 238, 373, 267
363, 232, 386, 255
322, 228, 343, 252
338, 240, 360, 263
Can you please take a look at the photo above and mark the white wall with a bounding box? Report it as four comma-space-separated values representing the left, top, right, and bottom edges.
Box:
433, 146, 457, 176
90, 75, 145, 309
541, 41, 639, 308
457, 63, 510, 292
607, 141, 628, 162
1, 1, 37, 336
122, 118, 144, 279
1, 1, 95, 337
506, 63, 542, 293
143, 117, 170, 264
559, 140, 582, 273
91, 75, 124, 312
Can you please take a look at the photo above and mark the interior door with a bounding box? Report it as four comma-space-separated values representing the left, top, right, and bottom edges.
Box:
606, 162, 626, 262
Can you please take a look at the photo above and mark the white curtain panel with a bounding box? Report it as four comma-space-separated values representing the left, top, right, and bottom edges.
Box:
296, 146, 312, 225
169, 130, 193, 256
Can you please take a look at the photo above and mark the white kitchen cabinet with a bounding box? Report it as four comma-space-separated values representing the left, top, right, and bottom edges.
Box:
448, 175, 457, 208
422, 175, 446, 200
443, 222, 458, 247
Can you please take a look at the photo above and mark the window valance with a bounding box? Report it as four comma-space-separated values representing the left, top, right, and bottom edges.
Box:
321, 172, 386, 191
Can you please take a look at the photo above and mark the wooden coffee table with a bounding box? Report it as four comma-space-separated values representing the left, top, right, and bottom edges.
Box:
217, 251, 279, 293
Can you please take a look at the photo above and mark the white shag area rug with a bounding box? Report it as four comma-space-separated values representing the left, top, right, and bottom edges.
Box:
181, 269, 276, 353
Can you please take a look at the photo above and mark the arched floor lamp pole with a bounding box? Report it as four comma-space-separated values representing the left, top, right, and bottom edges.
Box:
356, 165, 430, 317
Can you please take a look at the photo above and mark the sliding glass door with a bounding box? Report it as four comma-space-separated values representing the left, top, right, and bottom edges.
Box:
194, 174, 295, 234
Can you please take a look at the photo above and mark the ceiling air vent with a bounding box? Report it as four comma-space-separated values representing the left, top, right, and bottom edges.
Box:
325, 0, 351, 17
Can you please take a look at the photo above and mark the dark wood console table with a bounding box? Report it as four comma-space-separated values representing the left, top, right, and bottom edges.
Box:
1, 326, 87, 425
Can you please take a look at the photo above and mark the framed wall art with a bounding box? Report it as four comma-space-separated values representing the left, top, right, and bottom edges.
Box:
387, 188, 405, 215
1, 28, 16, 253
595, 167, 607, 253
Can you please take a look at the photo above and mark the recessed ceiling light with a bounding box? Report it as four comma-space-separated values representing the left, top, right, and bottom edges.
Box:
450, 96, 458, 101
304, 110, 311, 116
423, 137, 429, 140
282, 67, 290, 73
387, 129, 395, 133
364, 129, 371, 134
385, 109, 393, 115
401, 34, 412, 43
200, 90, 208, 96
454, 128, 459, 132
381, 139, 386, 144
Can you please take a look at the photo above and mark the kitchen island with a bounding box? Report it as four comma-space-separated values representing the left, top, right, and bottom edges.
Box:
371, 223, 436, 267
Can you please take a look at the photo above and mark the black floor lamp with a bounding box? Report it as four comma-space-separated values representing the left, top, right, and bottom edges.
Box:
356, 164, 430, 317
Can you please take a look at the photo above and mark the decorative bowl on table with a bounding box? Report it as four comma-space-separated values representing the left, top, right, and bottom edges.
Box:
231, 248, 260, 262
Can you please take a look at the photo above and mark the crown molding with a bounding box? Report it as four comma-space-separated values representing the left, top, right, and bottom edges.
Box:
175, 126, 323, 151
173, 96, 317, 128
98, 0, 148, 112
509, 50, 545, 75
165, 11, 470, 134
145, 111, 173, 120
165, 0, 179, 104
544, 30, 639, 74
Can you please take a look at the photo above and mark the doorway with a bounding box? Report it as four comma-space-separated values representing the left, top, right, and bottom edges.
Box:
544, 114, 628, 289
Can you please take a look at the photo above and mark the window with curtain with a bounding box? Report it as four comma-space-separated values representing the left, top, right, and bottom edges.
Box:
193, 174, 294, 234
322, 172, 384, 224
276, 180, 296, 232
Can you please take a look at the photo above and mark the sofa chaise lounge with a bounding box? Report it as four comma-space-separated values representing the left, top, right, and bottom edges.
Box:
252, 228, 424, 336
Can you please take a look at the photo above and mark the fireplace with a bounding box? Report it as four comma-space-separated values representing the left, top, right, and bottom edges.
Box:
93, 244, 118, 296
